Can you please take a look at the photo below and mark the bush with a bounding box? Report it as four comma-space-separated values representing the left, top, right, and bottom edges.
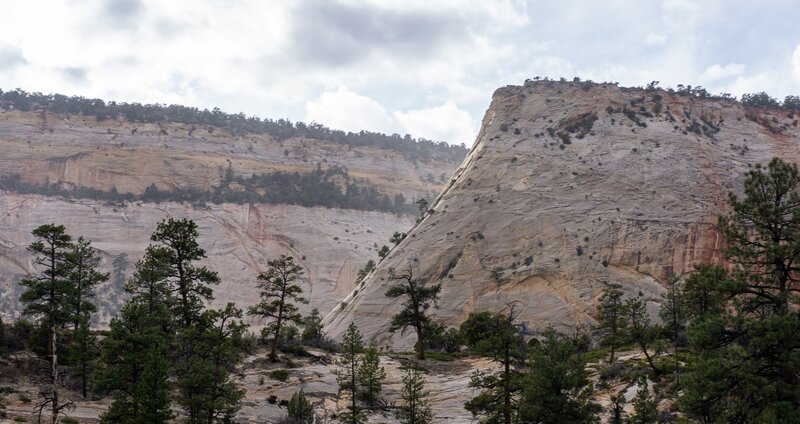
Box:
287, 389, 315, 423
61, 418, 79, 424
270, 369, 290, 382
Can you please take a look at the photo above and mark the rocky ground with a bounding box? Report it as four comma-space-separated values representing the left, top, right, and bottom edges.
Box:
0, 346, 678, 423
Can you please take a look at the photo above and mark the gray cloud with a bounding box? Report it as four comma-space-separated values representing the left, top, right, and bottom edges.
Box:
101, 0, 144, 28
0, 45, 27, 71
62, 67, 88, 85
288, 0, 466, 66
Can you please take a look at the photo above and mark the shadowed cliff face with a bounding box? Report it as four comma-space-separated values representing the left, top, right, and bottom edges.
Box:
0, 109, 463, 326
324, 81, 800, 348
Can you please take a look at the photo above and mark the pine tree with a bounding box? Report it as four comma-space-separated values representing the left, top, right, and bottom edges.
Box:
628, 379, 658, 424
64, 236, 107, 399
385, 265, 441, 360
357, 346, 386, 405
595, 286, 627, 363
248, 254, 307, 361
175, 304, 246, 424
287, 389, 314, 424
95, 303, 173, 424
301, 308, 323, 344
681, 158, 800, 422
334, 323, 366, 424
461, 310, 526, 424
396, 366, 432, 424
517, 328, 600, 424
610, 392, 626, 424
658, 277, 685, 388
624, 298, 659, 376
18, 224, 73, 424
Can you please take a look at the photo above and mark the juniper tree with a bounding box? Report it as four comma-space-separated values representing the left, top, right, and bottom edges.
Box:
396, 366, 433, 424
18, 224, 73, 424
461, 310, 526, 424
595, 286, 627, 363
248, 254, 307, 361
357, 346, 386, 405
385, 265, 441, 360
334, 323, 366, 424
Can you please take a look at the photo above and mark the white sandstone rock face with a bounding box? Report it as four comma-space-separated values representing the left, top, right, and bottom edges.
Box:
325, 81, 800, 348
0, 109, 462, 325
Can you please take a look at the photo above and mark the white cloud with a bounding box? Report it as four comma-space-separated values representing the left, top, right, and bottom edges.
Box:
644, 33, 667, 47
395, 102, 475, 145
304, 86, 394, 133
700, 63, 745, 82
792, 44, 800, 82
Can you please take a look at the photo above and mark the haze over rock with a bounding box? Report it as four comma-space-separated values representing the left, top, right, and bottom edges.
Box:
325, 80, 800, 347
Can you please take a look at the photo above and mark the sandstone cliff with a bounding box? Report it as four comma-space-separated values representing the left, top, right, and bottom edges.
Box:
324, 80, 800, 347
0, 107, 463, 325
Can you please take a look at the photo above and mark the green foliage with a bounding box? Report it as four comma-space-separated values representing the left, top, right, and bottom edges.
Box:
390, 232, 407, 246
270, 369, 290, 382
628, 379, 658, 424
301, 308, 323, 344
518, 328, 600, 424
595, 286, 627, 363
96, 303, 173, 424
287, 389, 314, 424
396, 366, 433, 424
422, 321, 462, 353
385, 266, 441, 360
377, 245, 390, 261
356, 260, 375, 283
334, 323, 366, 424
624, 298, 660, 375
461, 311, 526, 424
357, 347, 386, 405
741, 92, 781, 108
248, 255, 307, 361
680, 158, 800, 422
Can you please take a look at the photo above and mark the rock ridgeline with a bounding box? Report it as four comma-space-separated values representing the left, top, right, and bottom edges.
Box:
324, 80, 800, 347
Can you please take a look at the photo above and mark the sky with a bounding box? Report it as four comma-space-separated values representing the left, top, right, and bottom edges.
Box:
1, 0, 800, 146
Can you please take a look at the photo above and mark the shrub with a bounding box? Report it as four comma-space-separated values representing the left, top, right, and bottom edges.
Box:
271, 369, 290, 382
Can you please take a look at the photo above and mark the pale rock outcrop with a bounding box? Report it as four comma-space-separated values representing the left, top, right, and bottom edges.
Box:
325, 81, 800, 348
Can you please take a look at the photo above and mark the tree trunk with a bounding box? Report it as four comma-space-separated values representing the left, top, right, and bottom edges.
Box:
503, 356, 511, 424
51, 323, 58, 424
416, 324, 425, 360
640, 342, 660, 375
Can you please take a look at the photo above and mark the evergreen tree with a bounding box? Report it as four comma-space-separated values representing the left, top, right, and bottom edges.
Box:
248, 255, 306, 361
658, 277, 686, 387
385, 265, 441, 360
517, 328, 600, 424
95, 303, 173, 424
334, 323, 366, 424
64, 236, 107, 399
18, 224, 73, 424
628, 379, 658, 424
175, 304, 246, 424
396, 366, 433, 424
595, 286, 627, 363
378, 245, 390, 261
390, 232, 406, 245
148, 218, 220, 328
287, 389, 314, 424
610, 392, 626, 424
624, 298, 659, 376
461, 310, 526, 424
357, 346, 386, 405
356, 260, 375, 283
681, 158, 800, 422
301, 308, 324, 344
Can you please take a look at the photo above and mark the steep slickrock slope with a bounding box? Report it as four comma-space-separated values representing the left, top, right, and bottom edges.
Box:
0, 106, 465, 324
325, 80, 800, 347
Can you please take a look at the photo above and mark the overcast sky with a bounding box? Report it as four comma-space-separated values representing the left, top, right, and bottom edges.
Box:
1, 0, 799, 145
